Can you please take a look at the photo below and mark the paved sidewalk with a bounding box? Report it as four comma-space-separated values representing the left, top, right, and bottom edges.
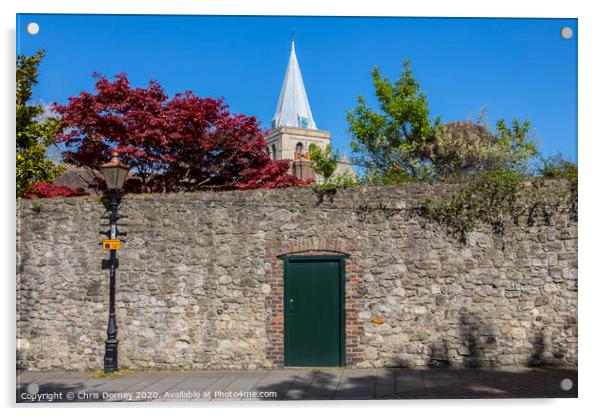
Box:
16, 367, 577, 402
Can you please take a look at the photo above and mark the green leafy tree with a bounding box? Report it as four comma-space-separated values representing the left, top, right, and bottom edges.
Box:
493, 118, 539, 173
16, 49, 63, 197
346, 58, 440, 182
347, 60, 539, 182
308, 143, 340, 183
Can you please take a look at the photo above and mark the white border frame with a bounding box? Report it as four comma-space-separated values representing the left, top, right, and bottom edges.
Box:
3, 1, 600, 415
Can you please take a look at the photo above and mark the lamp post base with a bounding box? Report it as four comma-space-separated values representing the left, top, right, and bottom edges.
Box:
104, 339, 119, 373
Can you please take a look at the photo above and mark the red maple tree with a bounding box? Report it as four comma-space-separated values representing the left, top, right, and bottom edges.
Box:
54, 73, 302, 193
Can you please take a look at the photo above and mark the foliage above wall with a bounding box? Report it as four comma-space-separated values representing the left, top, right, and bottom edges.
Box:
27, 182, 89, 199
308, 143, 340, 183
343, 57, 577, 241
16, 50, 64, 197
418, 118, 538, 180
346, 59, 539, 183
536, 153, 578, 180
54, 73, 303, 193
417, 167, 577, 241
311, 174, 359, 192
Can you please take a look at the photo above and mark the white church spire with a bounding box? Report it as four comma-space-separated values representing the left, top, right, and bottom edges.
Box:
272, 37, 317, 129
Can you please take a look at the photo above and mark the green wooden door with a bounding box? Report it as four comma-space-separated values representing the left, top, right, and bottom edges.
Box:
284, 257, 346, 367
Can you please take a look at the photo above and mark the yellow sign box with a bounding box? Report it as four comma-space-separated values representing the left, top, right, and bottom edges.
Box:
102, 239, 121, 250
371, 316, 385, 325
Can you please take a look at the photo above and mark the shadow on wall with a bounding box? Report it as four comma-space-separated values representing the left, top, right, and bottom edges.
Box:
459, 309, 484, 367
422, 309, 567, 369
427, 340, 450, 368
525, 324, 572, 367
366, 307, 568, 370
528, 328, 546, 367
457, 310, 558, 368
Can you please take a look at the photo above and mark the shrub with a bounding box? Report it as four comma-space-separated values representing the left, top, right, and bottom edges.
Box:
27, 182, 88, 198
312, 174, 360, 192
536, 153, 578, 179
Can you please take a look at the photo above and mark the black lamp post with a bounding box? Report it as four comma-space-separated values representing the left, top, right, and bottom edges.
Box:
100, 151, 129, 373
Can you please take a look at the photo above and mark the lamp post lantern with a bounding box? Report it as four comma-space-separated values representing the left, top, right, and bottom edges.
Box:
100, 151, 129, 373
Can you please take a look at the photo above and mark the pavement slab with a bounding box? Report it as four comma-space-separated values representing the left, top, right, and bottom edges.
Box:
334, 369, 377, 399
422, 369, 460, 380
211, 371, 267, 401
374, 368, 397, 396
245, 369, 298, 400
193, 371, 241, 401
304, 370, 343, 399
282, 371, 317, 400
16, 367, 578, 402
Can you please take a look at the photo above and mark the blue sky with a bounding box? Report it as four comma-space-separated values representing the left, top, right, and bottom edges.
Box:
17, 14, 577, 162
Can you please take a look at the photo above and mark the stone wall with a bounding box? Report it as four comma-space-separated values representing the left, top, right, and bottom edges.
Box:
16, 182, 578, 370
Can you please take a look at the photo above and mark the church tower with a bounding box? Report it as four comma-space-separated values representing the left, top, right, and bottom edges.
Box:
266, 38, 331, 181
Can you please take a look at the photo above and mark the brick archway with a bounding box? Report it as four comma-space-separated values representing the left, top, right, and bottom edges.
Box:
264, 239, 364, 367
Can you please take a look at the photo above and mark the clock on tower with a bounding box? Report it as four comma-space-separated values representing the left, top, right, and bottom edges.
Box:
298, 117, 309, 129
